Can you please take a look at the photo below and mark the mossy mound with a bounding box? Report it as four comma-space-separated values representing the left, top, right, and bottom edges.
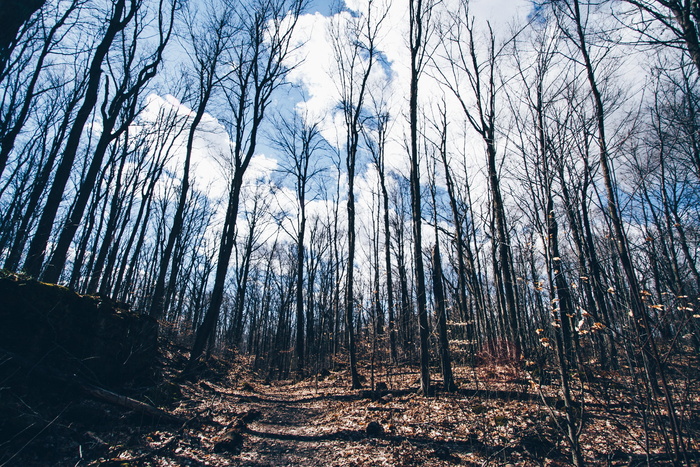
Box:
0, 270, 158, 387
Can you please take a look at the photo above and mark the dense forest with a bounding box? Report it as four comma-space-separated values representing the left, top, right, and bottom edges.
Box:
1, 0, 700, 465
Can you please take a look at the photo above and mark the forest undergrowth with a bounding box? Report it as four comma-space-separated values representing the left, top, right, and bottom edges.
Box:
2, 339, 699, 467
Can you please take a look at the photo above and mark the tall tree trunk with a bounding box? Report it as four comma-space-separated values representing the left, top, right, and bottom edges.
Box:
3, 86, 83, 271
0, 0, 46, 78
186, 0, 303, 369
409, 0, 431, 396
187, 171, 245, 370
377, 149, 398, 363
23, 0, 135, 278
568, 0, 685, 458
432, 243, 455, 391
295, 212, 306, 376
150, 67, 218, 319
437, 106, 475, 360
345, 163, 362, 388
86, 142, 130, 293
0, 1, 77, 179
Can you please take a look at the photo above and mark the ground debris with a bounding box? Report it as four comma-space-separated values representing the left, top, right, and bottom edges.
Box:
366, 420, 384, 437
1, 345, 699, 466
212, 426, 245, 454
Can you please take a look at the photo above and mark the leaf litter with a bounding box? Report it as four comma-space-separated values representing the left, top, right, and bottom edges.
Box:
2, 344, 699, 466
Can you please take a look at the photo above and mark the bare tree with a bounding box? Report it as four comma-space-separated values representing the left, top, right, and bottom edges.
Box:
426, 111, 456, 391
507, 21, 584, 465
328, 0, 390, 388
112, 104, 187, 301
409, 0, 438, 396
436, 0, 521, 359
553, 0, 688, 460
42, 0, 176, 283
0, 0, 47, 78
272, 109, 325, 377
1, 55, 88, 271
185, 0, 304, 373
619, 0, 700, 74
227, 181, 276, 349
362, 94, 398, 363
23, 0, 139, 278
150, 0, 233, 319
0, 0, 80, 180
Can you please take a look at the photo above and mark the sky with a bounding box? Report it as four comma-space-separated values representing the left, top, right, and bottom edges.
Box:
279, 0, 534, 209
152, 0, 538, 263
284, 0, 534, 166
127, 0, 669, 291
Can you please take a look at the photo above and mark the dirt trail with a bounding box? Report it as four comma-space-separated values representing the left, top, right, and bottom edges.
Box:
201, 376, 478, 467
235, 383, 371, 466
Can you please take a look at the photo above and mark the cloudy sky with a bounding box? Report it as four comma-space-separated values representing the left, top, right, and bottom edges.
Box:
165, 0, 539, 260
278, 0, 536, 179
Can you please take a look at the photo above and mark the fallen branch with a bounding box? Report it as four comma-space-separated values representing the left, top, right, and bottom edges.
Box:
1, 347, 184, 424
80, 383, 184, 424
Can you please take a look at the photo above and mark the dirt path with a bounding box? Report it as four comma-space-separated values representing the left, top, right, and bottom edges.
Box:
235, 383, 373, 466
199, 377, 479, 467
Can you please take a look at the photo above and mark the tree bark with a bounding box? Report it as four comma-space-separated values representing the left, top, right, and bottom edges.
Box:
23, 0, 135, 278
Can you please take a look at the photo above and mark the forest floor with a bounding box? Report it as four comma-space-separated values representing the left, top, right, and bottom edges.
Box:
2, 342, 700, 466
